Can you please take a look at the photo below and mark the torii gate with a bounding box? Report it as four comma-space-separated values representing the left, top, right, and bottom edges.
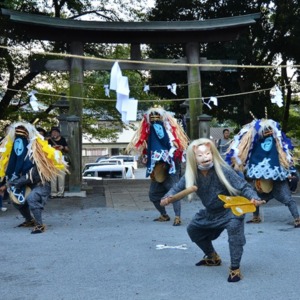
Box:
1, 9, 260, 192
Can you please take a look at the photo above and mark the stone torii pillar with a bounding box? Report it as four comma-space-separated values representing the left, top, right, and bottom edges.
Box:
68, 41, 83, 192
186, 42, 202, 140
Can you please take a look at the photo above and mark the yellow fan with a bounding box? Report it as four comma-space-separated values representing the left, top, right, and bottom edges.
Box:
218, 195, 257, 216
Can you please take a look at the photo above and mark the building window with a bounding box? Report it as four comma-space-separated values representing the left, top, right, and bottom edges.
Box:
82, 148, 108, 156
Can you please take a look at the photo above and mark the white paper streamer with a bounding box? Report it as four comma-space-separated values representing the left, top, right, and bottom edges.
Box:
202, 97, 218, 110
109, 62, 122, 91
210, 96, 218, 106
116, 97, 138, 123
270, 85, 283, 107
110, 62, 137, 122
28, 90, 39, 111
202, 98, 212, 109
167, 83, 177, 95
143, 85, 150, 93
104, 84, 110, 97
156, 244, 188, 250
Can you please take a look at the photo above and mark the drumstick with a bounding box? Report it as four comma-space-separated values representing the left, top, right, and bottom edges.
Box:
162, 186, 198, 205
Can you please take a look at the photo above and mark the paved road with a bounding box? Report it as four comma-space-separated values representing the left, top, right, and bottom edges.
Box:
0, 173, 300, 300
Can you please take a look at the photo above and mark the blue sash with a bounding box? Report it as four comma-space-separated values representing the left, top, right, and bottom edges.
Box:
146, 121, 174, 177
247, 136, 288, 180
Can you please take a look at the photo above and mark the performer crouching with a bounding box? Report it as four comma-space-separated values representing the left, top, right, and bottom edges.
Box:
160, 138, 263, 282
0, 122, 69, 234
8, 164, 50, 233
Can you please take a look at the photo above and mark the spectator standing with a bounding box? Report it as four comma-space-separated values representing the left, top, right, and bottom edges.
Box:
217, 129, 231, 160
48, 127, 69, 198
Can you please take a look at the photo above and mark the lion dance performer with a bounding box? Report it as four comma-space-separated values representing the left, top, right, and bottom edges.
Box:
127, 106, 189, 226
225, 116, 300, 228
0, 122, 69, 234
160, 138, 263, 282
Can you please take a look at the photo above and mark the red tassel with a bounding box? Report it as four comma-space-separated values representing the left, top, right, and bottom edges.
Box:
135, 118, 149, 149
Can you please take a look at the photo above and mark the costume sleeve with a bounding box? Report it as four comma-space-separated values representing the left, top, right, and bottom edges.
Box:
224, 168, 261, 200
9, 175, 30, 189
163, 176, 186, 198
27, 165, 42, 185
11, 165, 42, 188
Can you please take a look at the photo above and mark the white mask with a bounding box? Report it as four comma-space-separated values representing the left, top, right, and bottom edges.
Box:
194, 144, 213, 170
197, 162, 214, 170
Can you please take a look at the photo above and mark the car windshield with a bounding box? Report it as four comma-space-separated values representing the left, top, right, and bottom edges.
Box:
111, 156, 134, 162
84, 171, 123, 178
104, 171, 123, 178
95, 156, 110, 162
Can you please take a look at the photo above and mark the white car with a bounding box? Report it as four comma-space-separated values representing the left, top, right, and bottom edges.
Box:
82, 159, 124, 174
110, 155, 138, 170
82, 165, 134, 180
97, 158, 124, 165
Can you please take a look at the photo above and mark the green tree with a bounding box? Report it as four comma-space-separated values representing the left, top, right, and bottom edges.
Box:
146, 0, 300, 133
0, 0, 150, 134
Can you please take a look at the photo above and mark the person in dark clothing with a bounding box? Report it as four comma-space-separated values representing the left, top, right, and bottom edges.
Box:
160, 138, 263, 282
0, 122, 68, 233
48, 127, 69, 198
6, 164, 51, 233
225, 118, 300, 228
126, 107, 189, 226
217, 128, 231, 160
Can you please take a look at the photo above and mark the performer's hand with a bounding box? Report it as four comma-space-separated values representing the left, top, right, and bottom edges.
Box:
54, 145, 64, 151
250, 199, 266, 207
160, 197, 171, 206
9, 176, 30, 189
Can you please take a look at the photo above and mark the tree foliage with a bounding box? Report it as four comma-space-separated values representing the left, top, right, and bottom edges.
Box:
1, 0, 299, 142
0, 0, 151, 136
146, 0, 300, 135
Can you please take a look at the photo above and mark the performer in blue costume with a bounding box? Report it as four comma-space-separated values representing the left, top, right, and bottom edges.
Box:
127, 106, 189, 226
226, 117, 300, 228
0, 122, 69, 234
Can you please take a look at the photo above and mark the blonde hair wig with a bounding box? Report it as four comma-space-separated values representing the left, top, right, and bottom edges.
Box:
185, 138, 239, 198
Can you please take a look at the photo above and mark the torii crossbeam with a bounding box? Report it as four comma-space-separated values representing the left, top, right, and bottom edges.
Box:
1, 9, 260, 192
